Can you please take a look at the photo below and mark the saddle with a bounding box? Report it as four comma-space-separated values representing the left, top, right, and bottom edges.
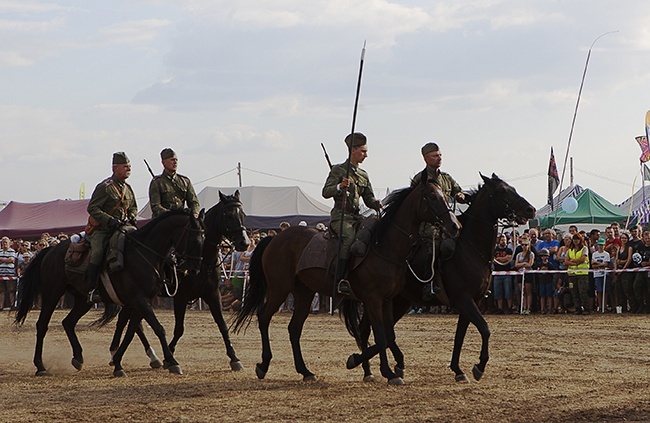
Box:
106, 225, 137, 273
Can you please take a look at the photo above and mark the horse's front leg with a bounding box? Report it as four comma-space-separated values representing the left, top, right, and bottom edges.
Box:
450, 311, 471, 382
203, 289, 243, 371
168, 294, 188, 355
463, 300, 491, 380
109, 308, 129, 365
111, 311, 142, 377
137, 301, 181, 375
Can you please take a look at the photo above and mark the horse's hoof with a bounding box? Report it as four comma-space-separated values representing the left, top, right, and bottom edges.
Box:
388, 377, 404, 386
149, 359, 163, 369
394, 366, 404, 379
230, 361, 244, 371
113, 369, 127, 377
71, 358, 83, 371
108, 359, 114, 366
363, 375, 375, 383
472, 364, 484, 381
346, 354, 358, 369
303, 374, 317, 382
167, 365, 183, 375
255, 363, 267, 380
162, 360, 170, 370
455, 373, 470, 383
35, 370, 50, 376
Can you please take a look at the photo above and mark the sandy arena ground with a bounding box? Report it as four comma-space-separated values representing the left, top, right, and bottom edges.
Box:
1, 308, 649, 422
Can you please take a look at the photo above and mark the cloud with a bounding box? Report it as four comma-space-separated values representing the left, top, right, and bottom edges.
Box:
97, 19, 171, 45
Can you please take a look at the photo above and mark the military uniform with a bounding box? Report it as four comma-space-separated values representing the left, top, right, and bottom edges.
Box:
411, 167, 463, 201
149, 172, 199, 218
322, 159, 379, 260
87, 175, 137, 266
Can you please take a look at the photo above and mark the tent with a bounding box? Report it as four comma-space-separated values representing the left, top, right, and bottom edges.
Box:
534, 184, 584, 218
0, 199, 90, 239
139, 186, 331, 230
618, 186, 650, 225
536, 188, 628, 228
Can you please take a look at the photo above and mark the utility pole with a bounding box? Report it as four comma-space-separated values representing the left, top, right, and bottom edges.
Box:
237, 162, 242, 187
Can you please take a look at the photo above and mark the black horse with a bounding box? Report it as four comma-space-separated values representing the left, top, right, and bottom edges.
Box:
15, 208, 205, 377
346, 174, 536, 382
233, 173, 461, 384
109, 191, 250, 371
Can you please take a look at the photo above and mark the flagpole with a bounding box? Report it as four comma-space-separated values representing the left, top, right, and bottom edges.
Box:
554, 31, 617, 228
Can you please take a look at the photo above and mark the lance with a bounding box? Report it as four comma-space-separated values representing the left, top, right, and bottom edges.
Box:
332, 41, 366, 308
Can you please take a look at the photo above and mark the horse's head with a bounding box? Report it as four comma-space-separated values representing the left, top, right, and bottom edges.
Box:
205, 190, 250, 252
480, 173, 536, 223
418, 170, 461, 238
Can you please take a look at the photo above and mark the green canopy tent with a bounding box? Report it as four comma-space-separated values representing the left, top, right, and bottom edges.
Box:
537, 188, 628, 228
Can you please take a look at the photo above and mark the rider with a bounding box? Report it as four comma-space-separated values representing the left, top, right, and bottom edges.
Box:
86, 152, 138, 303
149, 148, 200, 218
411, 142, 467, 300
322, 132, 381, 295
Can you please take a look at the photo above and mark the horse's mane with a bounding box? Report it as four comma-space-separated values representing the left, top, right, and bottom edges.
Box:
373, 186, 414, 242
458, 186, 480, 226
132, 208, 191, 241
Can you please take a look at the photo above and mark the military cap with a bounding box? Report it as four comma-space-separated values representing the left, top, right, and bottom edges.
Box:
344, 132, 367, 148
112, 151, 130, 165
161, 148, 177, 160
421, 142, 440, 156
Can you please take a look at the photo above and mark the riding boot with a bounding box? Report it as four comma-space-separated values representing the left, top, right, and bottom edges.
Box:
336, 259, 351, 295
86, 263, 102, 304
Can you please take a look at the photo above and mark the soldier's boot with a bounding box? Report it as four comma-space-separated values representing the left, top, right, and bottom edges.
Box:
86, 264, 102, 304
440, 238, 456, 260
422, 271, 443, 301
336, 259, 351, 295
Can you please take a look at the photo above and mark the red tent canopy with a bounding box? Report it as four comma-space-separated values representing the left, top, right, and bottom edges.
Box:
0, 199, 90, 240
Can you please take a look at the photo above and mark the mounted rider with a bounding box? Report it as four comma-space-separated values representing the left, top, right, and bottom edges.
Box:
148, 148, 200, 218
322, 132, 381, 295
86, 152, 138, 303
411, 142, 467, 300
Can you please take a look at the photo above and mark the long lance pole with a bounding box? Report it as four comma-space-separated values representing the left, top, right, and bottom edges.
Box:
552, 31, 617, 228
332, 41, 366, 310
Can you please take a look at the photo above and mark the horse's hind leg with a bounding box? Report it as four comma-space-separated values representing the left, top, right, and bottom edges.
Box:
450, 312, 471, 382
137, 301, 181, 374
288, 286, 316, 381
61, 293, 92, 371
168, 295, 187, 355
111, 312, 142, 377
255, 291, 286, 380
109, 308, 129, 365
203, 290, 243, 371
33, 301, 57, 376
135, 321, 162, 369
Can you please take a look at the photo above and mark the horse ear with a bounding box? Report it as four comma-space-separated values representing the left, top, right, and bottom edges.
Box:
491, 173, 499, 180
219, 191, 225, 202
480, 172, 490, 184
199, 208, 205, 220
234, 189, 240, 199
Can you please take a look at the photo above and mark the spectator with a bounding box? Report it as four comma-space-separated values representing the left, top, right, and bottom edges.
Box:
534, 248, 556, 314
35, 239, 48, 254
514, 238, 534, 315
316, 223, 327, 232
614, 232, 634, 313
555, 234, 573, 313
591, 238, 611, 312
279, 222, 290, 231
604, 226, 621, 258
298, 221, 307, 227
0, 236, 18, 310
492, 234, 513, 314
632, 230, 650, 314
566, 233, 591, 315
529, 229, 539, 250
267, 229, 277, 236
628, 225, 643, 251
220, 278, 242, 312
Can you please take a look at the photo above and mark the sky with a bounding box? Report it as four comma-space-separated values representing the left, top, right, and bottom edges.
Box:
2, 0, 650, 214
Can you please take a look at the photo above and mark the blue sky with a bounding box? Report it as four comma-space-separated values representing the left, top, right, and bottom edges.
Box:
2, 0, 650, 212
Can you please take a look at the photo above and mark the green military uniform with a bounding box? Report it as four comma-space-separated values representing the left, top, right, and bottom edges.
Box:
411, 167, 463, 201
149, 148, 200, 218
322, 139, 379, 260
87, 155, 138, 267
149, 173, 199, 218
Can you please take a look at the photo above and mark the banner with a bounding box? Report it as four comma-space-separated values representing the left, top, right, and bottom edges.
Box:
547, 147, 560, 209
636, 135, 650, 163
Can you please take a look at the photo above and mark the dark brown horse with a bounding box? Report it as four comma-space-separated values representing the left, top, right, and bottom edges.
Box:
15, 209, 205, 376
233, 172, 461, 384
108, 191, 250, 371
347, 173, 536, 382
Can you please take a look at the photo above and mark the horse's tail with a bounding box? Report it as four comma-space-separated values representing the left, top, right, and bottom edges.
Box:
14, 247, 52, 325
92, 303, 122, 328
231, 235, 274, 334
340, 299, 365, 350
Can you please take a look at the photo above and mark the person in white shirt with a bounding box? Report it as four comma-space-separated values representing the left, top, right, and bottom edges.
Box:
591, 238, 611, 312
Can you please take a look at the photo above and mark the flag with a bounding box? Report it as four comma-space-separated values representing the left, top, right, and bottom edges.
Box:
636, 135, 650, 163
547, 147, 560, 209
79, 183, 85, 199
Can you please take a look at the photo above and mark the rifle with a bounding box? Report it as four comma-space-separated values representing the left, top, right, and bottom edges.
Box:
320, 143, 332, 169
143, 159, 156, 179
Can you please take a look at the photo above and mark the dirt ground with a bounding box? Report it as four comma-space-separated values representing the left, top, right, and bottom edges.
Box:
1, 308, 649, 422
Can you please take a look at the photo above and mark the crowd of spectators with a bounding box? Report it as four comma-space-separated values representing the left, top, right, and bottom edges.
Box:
481, 223, 650, 316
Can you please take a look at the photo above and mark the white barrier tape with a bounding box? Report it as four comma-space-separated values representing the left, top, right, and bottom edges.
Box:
492, 268, 650, 276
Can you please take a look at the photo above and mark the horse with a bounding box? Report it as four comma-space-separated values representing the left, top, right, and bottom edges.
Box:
15, 208, 205, 377
347, 173, 536, 383
108, 191, 250, 371
232, 171, 461, 384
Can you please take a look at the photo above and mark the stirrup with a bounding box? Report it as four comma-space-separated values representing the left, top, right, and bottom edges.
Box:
88, 289, 102, 304
337, 279, 352, 295
422, 282, 438, 301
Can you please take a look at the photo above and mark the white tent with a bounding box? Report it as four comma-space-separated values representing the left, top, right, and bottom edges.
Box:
139, 186, 331, 230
